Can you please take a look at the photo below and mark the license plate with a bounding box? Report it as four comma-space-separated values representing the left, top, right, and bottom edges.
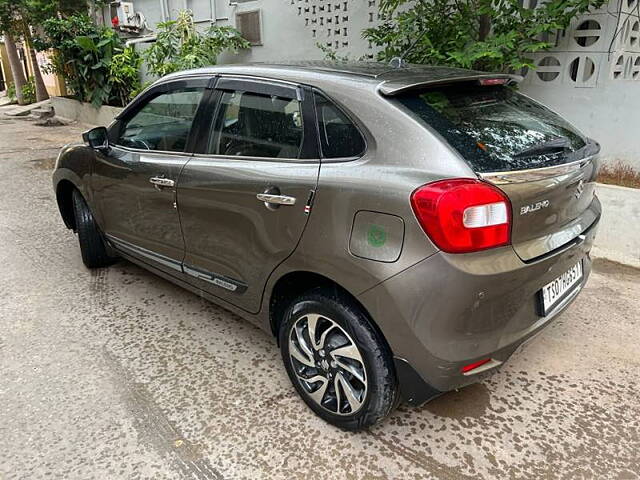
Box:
539, 261, 583, 315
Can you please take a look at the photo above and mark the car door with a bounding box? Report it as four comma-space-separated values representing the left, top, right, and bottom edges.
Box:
92, 77, 209, 274
177, 77, 320, 313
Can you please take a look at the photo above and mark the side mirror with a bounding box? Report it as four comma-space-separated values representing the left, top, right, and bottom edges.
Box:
82, 126, 109, 151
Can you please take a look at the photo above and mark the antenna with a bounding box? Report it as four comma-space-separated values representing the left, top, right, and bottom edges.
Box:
389, 57, 406, 69
390, 18, 429, 69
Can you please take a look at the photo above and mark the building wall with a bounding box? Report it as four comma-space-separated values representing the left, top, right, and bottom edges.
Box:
0, 42, 12, 90
132, 0, 640, 167
36, 51, 66, 97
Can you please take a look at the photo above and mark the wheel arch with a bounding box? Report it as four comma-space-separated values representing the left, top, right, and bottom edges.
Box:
268, 270, 394, 356
56, 179, 78, 231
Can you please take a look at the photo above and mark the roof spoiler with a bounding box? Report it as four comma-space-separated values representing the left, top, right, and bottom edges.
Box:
378, 74, 523, 96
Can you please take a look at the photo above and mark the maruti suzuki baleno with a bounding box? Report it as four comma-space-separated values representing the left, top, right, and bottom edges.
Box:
53, 62, 601, 430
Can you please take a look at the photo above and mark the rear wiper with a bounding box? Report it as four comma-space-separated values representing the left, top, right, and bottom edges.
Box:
513, 137, 571, 158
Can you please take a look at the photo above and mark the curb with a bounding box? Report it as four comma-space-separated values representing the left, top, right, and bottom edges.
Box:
593, 183, 640, 268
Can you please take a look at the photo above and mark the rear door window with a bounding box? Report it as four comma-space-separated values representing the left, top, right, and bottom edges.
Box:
207, 90, 304, 159
394, 85, 589, 172
314, 92, 366, 159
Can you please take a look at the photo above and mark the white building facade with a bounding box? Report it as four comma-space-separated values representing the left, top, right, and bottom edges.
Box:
114, 0, 640, 167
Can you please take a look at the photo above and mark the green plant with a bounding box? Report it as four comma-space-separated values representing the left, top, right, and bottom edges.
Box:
1, 1, 88, 103
74, 29, 123, 106
22, 76, 36, 104
6, 83, 16, 101
363, 0, 607, 72
317, 43, 352, 62
129, 80, 152, 100
6, 76, 37, 104
143, 10, 250, 77
109, 45, 142, 106
38, 14, 137, 107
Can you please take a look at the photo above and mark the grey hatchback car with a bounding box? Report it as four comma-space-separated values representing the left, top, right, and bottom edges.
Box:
53, 62, 600, 430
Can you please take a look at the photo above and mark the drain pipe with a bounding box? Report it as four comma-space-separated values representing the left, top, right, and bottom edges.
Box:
159, 0, 168, 21
210, 0, 216, 24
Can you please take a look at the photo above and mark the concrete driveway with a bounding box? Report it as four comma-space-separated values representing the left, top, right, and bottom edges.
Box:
1, 115, 639, 480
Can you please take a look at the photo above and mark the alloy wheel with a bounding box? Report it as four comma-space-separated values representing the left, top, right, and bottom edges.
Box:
288, 313, 368, 415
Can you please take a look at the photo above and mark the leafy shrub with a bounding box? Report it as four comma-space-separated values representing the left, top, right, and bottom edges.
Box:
22, 76, 36, 104
129, 80, 152, 100
6, 78, 36, 104
6, 83, 16, 101
37, 14, 138, 106
143, 10, 250, 77
109, 46, 142, 106
363, 0, 607, 72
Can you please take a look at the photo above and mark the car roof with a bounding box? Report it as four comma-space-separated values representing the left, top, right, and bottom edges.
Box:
162, 61, 521, 95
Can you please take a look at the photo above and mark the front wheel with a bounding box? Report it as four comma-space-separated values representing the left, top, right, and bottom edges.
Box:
72, 189, 115, 269
279, 287, 398, 430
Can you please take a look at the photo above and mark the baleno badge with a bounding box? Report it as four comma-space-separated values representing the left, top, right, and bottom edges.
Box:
520, 200, 550, 215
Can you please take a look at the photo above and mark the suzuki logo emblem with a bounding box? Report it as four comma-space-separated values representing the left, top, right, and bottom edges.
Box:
575, 179, 585, 199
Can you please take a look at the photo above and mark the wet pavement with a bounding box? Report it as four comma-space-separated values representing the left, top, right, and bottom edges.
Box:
1, 115, 639, 480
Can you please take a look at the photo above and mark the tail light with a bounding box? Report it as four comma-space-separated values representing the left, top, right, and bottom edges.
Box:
410, 179, 511, 253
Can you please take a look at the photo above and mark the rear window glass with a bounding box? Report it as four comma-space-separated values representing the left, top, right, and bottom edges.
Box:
395, 85, 589, 172
314, 92, 366, 159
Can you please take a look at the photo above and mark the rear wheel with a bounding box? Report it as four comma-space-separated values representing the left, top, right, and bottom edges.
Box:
279, 287, 398, 430
72, 189, 115, 268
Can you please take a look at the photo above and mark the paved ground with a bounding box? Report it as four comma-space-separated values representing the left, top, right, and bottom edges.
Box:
1, 114, 639, 480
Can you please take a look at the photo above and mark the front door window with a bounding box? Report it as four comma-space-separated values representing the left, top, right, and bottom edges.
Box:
117, 87, 205, 153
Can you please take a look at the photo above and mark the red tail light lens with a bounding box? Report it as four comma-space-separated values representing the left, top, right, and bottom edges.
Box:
410, 179, 511, 253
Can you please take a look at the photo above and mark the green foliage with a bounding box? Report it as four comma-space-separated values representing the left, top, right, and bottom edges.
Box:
0, 0, 87, 35
129, 80, 152, 100
317, 43, 354, 62
143, 10, 250, 77
0, 0, 20, 34
363, 0, 607, 72
22, 0, 88, 23
22, 76, 36, 104
4, 78, 35, 103
109, 46, 142, 105
6, 83, 17, 101
38, 14, 138, 106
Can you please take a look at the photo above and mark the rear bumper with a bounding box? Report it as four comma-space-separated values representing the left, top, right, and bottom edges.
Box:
358, 216, 599, 403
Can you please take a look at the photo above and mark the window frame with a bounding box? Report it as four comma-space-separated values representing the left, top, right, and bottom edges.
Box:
311, 88, 369, 162
107, 76, 212, 156
192, 75, 320, 163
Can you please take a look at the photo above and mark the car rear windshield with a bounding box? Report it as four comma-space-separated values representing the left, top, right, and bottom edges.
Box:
395, 84, 591, 173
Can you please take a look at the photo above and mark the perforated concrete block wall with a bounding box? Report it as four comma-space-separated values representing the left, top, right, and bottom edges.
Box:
519, 0, 640, 166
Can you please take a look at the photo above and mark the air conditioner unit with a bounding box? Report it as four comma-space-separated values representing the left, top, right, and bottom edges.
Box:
112, 1, 136, 27
110, 1, 147, 32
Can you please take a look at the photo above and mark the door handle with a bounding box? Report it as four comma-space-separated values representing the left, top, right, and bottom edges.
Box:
256, 193, 297, 206
150, 177, 175, 189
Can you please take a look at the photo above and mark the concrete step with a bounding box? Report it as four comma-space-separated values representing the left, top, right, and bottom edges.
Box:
0, 96, 16, 107
4, 99, 52, 117
30, 106, 55, 119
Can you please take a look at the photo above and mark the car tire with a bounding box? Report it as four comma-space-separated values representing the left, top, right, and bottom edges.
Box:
279, 287, 398, 430
72, 189, 115, 269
